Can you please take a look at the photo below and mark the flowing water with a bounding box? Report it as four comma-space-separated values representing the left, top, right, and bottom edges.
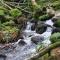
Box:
0, 19, 54, 60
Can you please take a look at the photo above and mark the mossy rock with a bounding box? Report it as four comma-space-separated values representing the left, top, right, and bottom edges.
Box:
33, 7, 46, 19
36, 24, 47, 34
10, 9, 22, 17
50, 33, 60, 43
54, 19, 60, 27
16, 16, 27, 29
0, 26, 19, 43
39, 14, 54, 21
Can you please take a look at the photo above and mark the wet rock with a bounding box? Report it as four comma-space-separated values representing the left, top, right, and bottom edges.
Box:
31, 36, 44, 44
31, 23, 36, 31
52, 17, 58, 23
18, 32, 24, 39
54, 20, 60, 28
0, 54, 6, 60
36, 23, 47, 34
16, 16, 27, 29
52, 12, 60, 23
18, 40, 26, 46
52, 17, 60, 28
30, 18, 38, 24
52, 27, 60, 33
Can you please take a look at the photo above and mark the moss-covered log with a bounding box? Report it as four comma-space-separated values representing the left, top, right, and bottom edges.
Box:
29, 42, 60, 60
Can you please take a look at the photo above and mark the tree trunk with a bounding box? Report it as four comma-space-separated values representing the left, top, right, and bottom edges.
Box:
29, 42, 60, 60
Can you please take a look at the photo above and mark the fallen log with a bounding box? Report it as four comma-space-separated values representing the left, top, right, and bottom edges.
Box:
29, 42, 60, 60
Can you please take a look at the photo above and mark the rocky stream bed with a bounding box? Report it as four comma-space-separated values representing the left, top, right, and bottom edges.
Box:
0, 19, 54, 60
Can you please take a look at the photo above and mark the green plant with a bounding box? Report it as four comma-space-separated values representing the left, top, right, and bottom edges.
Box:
51, 1, 60, 10
2, 20, 15, 26
0, 10, 5, 16
39, 14, 53, 21
50, 33, 60, 43
10, 8, 22, 17
0, 26, 19, 43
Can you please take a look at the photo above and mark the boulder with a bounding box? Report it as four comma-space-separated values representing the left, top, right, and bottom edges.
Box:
0, 54, 6, 60
31, 36, 44, 44
18, 40, 26, 46
54, 20, 60, 27
46, 7, 55, 16
31, 23, 36, 30
16, 16, 27, 29
36, 23, 47, 34
52, 27, 60, 33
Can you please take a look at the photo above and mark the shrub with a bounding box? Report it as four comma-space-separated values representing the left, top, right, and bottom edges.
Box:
2, 20, 15, 26
51, 1, 60, 10
0, 10, 5, 16
10, 9, 22, 17
50, 33, 60, 43
0, 26, 19, 43
39, 14, 53, 21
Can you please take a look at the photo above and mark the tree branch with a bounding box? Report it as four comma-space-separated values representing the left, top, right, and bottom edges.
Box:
29, 42, 60, 60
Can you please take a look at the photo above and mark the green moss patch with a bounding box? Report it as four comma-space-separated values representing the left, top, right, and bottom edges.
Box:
50, 33, 60, 43
39, 14, 54, 21
10, 9, 22, 17
54, 19, 60, 27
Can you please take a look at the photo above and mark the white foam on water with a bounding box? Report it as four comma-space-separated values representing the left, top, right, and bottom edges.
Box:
5, 19, 54, 60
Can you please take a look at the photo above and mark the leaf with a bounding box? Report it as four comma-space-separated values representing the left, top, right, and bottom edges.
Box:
10, 9, 22, 17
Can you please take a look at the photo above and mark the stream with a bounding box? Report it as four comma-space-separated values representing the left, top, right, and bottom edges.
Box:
0, 19, 54, 60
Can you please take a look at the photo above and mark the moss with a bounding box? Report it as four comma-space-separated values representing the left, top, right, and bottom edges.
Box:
50, 33, 60, 43
10, 8, 22, 17
54, 19, 60, 27
2, 20, 15, 26
36, 54, 49, 60
51, 1, 60, 10
5, 15, 14, 21
0, 10, 5, 16
36, 43, 45, 52
39, 14, 53, 21
33, 6, 47, 19
1, 26, 19, 33
0, 6, 9, 15
36, 24, 47, 34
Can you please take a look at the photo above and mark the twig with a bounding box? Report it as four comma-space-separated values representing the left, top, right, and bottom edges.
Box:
0, 0, 12, 9
5, 1, 28, 5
